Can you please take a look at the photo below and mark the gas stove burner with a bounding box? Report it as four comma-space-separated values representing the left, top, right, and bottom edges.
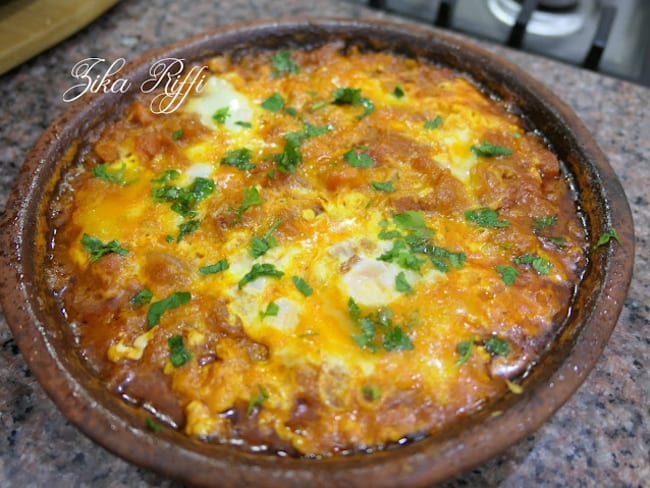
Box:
487, 0, 586, 37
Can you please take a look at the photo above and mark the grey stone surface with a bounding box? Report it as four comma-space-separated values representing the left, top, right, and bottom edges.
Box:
0, 0, 648, 486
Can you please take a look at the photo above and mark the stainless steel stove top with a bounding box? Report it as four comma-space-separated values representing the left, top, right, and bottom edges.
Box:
348, 0, 650, 87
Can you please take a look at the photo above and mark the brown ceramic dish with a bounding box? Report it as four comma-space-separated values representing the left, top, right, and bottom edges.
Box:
0, 18, 634, 487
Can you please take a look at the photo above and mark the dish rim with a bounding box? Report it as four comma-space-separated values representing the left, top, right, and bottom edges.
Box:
0, 17, 635, 487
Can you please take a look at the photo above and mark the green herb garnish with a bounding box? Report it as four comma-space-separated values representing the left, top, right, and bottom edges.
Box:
168, 335, 192, 367
370, 180, 394, 192
382, 326, 414, 351
470, 141, 513, 157
456, 336, 475, 366
343, 148, 375, 168
152, 175, 215, 219
332, 87, 374, 119
130, 289, 153, 306
273, 123, 331, 174
393, 85, 405, 98
246, 385, 269, 415
428, 246, 466, 273
593, 227, 620, 249
534, 215, 557, 229
249, 219, 282, 258
395, 271, 413, 293
260, 301, 279, 319
199, 259, 229, 275
145, 418, 164, 433
93, 162, 126, 185
234, 186, 264, 222
292, 276, 313, 297
271, 50, 299, 78
238, 263, 284, 289
81, 233, 128, 262
424, 116, 443, 129
362, 385, 381, 401
151, 169, 180, 184
514, 254, 552, 275
261, 93, 285, 112
147, 291, 191, 328
212, 106, 230, 124
483, 337, 510, 356
495, 265, 519, 285
234, 120, 252, 128
176, 219, 201, 242
221, 148, 255, 171
172, 129, 183, 140
348, 301, 414, 353
465, 208, 511, 228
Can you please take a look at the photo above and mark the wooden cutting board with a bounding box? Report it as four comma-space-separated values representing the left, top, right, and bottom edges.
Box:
0, 0, 119, 76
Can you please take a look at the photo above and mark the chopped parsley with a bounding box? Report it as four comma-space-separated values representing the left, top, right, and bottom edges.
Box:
176, 219, 201, 242
172, 129, 183, 140
93, 162, 126, 185
534, 215, 557, 229
429, 246, 466, 273
378, 239, 425, 271
234, 186, 264, 222
362, 385, 381, 401
80, 233, 128, 262
546, 236, 568, 247
393, 210, 427, 231
292, 276, 313, 297
285, 107, 298, 117
331, 87, 374, 119
151, 174, 215, 219
147, 291, 191, 329
234, 120, 252, 128
145, 417, 164, 433
456, 336, 475, 366
495, 265, 519, 285
221, 148, 255, 171
471, 141, 513, 157
130, 289, 153, 306
382, 326, 414, 351
249, 219, 282, 258
246, 384, 269, 415
370, 180, 394, 192
199, 259, 229, 275
483, 337, 510, 356
238, 263, 284, 289
393, 85, 405, 98
212, 106, 230, 124
274, 123, 331, 174
275, 132, 302, 173
310, 100, 327, 111
514, 254, 552, 275
395, 271, 413, 293
168, 335, 192, 367
348, 299, 414, 353
593, 227, 620, 249
348, 297, 362, 321
424, 116, 443, 130
301, 122, 332, 138
260, 301, 279, 319
343, 148, 375, 168
465, 208, 511, 228
271, 50, 299, 77
261, 93, 285, 112
151, 169, 180, 184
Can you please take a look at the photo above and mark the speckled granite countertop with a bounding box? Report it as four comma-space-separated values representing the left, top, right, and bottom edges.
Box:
0, 1, 648, 486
